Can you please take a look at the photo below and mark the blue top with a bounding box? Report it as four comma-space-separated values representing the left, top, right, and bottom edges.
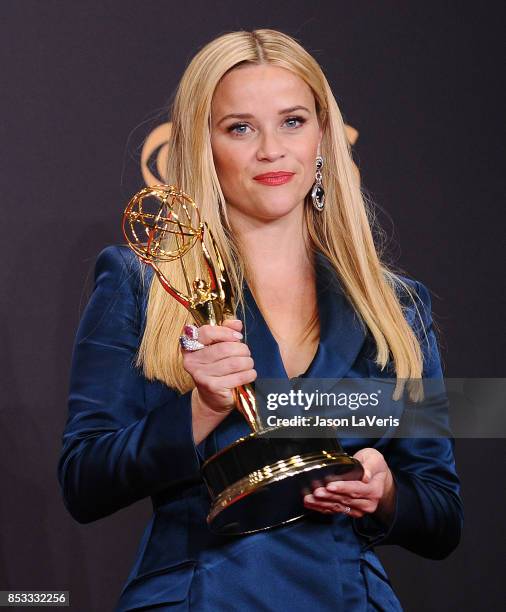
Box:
57, 245, 463, 612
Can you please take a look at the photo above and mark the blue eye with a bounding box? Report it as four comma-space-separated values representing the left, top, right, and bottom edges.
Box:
228, 123, 250, 135
285, 116, 306, 128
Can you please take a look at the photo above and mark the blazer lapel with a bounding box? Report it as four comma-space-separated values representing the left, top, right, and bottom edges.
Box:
208, 281, 288, 450
304, 251, 367, 380
241, 283, 288, 379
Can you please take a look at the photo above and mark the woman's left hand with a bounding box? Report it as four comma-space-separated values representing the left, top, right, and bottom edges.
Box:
303, 448, 396, 523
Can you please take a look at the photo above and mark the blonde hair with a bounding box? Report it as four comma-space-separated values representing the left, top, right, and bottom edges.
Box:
136, 29, 429, 400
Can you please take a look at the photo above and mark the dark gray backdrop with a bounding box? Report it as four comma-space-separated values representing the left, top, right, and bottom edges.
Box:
1, 1, 504, 610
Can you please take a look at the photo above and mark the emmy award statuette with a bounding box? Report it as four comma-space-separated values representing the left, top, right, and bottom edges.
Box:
123, 185, 363, 535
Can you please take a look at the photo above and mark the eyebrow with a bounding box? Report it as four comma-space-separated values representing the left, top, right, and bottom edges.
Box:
216, 105, 311, 126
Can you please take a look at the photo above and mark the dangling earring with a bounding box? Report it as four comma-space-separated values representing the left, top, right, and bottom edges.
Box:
311, 155, 325, 211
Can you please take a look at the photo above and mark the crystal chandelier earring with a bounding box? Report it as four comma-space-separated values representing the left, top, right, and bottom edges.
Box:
311, 155, 325, 211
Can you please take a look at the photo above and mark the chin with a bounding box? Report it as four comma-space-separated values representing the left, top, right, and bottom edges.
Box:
255, 205, 302, 222
227, 193, 305, 223
253, 196, 305, 220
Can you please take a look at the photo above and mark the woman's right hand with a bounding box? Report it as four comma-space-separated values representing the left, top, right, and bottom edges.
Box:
182, 319, 257, 416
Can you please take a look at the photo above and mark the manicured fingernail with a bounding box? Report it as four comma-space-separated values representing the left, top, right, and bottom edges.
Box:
232, 331, 243, 339
313, 488, 328, 498
183, 324, 198, 339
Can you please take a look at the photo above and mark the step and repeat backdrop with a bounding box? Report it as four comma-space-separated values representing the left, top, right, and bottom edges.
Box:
0, 2, 503, 611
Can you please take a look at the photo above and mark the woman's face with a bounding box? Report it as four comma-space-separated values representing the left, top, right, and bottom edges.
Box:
210, 64, 323, 225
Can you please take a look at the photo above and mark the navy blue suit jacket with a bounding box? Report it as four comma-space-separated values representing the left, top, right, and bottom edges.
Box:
57, 246, 463, 611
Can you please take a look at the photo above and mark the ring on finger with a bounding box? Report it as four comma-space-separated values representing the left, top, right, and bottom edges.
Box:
333, 503, 351, 514
179, 335, 205, 352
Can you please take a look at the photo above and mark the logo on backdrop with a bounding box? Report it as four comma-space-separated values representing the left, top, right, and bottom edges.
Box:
141, 122, 360, 186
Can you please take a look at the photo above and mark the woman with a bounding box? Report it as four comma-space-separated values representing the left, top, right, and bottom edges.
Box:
58, 29, 463, 611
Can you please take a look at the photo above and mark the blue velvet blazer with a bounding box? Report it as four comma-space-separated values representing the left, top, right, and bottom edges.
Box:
57, 246, 463, 612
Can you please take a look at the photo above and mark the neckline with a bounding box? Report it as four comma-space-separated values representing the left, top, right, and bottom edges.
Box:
242, 252, 330, 381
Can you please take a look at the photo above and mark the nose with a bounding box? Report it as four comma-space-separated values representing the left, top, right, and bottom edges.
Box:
256, 129, 286, 162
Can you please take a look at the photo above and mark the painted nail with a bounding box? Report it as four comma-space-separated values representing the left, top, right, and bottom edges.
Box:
314, 488, 329, 498
183, 324, 199, 340
232, 331, 243, 339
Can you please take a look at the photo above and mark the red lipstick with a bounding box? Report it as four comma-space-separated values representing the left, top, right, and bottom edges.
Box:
253, 171, 295, 186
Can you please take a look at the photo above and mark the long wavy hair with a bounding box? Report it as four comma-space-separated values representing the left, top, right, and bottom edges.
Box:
136, 29, 428, 400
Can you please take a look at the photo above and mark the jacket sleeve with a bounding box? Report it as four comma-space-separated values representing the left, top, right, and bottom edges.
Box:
353, 280, 464, 559
57, 245, 203, 524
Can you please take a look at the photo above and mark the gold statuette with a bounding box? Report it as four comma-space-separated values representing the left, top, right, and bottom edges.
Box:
122, 185, 259, 432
